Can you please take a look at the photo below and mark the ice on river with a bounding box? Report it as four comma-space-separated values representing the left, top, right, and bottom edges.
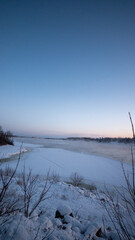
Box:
1, 142, 131, 187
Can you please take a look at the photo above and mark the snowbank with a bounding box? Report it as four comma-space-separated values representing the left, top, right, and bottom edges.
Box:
0, 145, 27, 160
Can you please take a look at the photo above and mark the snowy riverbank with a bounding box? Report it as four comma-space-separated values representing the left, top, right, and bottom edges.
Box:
0, 144, 27, 160
0, 174, 119, 240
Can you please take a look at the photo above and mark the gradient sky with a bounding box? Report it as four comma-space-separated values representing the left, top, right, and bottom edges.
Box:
0, 0, 135, 137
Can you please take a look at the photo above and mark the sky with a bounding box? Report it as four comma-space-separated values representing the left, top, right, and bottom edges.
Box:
0, 0, 135, 138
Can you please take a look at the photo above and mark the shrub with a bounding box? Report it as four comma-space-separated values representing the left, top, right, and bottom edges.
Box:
0, 154, 20, 237
69, 172, 84, 187
86, 183, 97, 192
49, 172, 60, 183
19, 167, 52, 218
0, 126, 13, 146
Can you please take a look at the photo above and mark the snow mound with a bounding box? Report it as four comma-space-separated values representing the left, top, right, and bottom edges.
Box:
44, 217, 53, 230
56, 205, 72, 217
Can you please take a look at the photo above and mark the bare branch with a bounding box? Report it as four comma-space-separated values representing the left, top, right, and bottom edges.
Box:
129, 112, 135, 144
19, 168, 52, 218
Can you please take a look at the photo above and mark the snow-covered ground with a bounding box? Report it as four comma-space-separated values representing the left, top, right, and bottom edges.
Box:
0, 175, 120, 240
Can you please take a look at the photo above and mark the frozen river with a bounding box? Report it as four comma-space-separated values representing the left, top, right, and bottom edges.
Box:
1, 137, 132, 188
14, 136, 133, 163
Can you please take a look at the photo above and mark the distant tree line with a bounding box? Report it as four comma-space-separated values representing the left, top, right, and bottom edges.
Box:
0, 126, 13, 146
67, 137, 135, 144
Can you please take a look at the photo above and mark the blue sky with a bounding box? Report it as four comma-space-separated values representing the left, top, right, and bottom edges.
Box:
0, 0, 135, 137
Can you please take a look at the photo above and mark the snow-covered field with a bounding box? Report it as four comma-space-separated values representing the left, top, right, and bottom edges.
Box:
0, 138, 134, 239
